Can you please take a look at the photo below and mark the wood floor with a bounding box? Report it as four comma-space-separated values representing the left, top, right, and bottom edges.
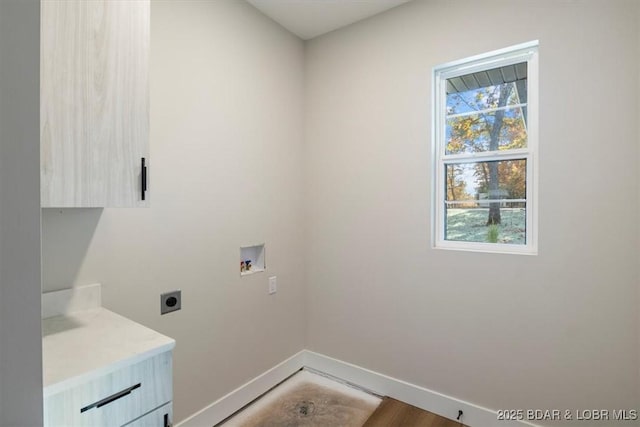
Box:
363, 397, 465, 427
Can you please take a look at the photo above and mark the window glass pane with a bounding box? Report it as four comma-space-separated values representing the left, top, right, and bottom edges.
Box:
445, 106, 527, 155
445, 62, 527, 155
444, 160, 526, 244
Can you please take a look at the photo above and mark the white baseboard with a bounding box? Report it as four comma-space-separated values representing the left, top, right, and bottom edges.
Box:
176, 351, 305, 427
178, 349, 539, 427
303, 350, 539, 427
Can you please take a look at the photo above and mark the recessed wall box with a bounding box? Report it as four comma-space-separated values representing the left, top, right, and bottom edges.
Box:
240, 244, 266, 276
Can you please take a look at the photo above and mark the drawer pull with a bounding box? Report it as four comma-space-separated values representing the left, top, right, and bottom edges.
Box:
80, 383, 142, 413
141, 157, 147, 201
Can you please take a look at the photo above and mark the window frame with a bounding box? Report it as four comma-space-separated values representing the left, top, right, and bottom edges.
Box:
432, 41, 539, 255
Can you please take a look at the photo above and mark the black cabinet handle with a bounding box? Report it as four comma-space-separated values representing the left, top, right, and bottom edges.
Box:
80, 383, 141, 413
164, 413, 172, 427
141, 157, 147, 200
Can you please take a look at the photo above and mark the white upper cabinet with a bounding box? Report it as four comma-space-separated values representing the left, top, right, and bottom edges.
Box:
41, 0, 150, 207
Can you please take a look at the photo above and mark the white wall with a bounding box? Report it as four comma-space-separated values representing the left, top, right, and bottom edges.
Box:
304, 0, 639, 425
41, 0, 306, 422
0, 0, 43, 425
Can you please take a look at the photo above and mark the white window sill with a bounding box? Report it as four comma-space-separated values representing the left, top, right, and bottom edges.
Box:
434, 241, 537, 255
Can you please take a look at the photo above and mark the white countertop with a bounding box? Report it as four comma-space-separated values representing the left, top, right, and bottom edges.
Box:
42, 308, 175, 396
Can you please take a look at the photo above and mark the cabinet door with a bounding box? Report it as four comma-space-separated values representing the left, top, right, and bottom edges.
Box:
41, 0, 149, 207
125, 403, 172, 427
44, 352, 172, 427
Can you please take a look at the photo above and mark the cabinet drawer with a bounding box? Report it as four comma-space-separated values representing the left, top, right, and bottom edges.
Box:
44, 351, 172, 427
124, 403, 172, 427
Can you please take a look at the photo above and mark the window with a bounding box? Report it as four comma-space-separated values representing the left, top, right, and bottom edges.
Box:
432, 42, 538, 254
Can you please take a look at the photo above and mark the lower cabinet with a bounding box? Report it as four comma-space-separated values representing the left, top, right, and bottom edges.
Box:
125, 403, 173, 427
44, 351, 172, 427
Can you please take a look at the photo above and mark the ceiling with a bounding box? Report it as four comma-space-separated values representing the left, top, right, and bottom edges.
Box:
246, 0, 412, 40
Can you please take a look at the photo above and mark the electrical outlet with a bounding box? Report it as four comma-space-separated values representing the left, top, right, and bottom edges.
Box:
161, 290, 181, 315
268, 276, 277, 295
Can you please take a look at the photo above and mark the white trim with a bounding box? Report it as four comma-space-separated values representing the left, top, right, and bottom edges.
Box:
446, 103, 527, 119
178, 350, 540, 427
446, 199, 526, 204
526, 49, 539, 254
430, 58, 439, 255
435, 40, 539, 77
304, 351, 541, 427
432, 41, 539, 255
443, 150, 529, 163
176, 351, 305, 427
436, 239, 536, 256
